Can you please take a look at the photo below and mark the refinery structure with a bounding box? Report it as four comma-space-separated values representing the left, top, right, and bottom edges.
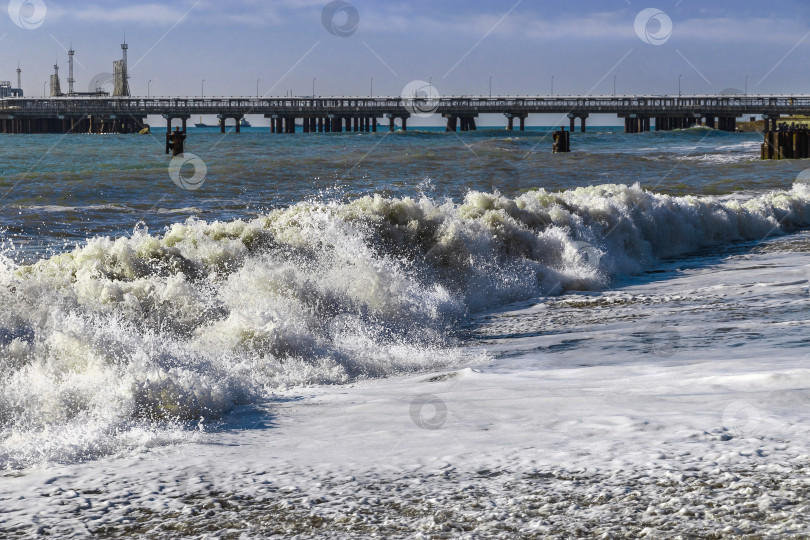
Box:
0, 63, 24, 98
0, 39, 143, 134
11, 39, 132, 99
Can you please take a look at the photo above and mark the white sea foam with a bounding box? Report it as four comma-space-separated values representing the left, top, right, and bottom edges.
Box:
3, 182, 810, 468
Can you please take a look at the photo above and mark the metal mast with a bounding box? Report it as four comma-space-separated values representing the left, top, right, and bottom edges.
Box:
16, 62, 21, 90
67, 45, 75, 95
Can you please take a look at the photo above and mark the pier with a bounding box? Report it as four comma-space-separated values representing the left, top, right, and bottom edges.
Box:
1, 94, 809, 135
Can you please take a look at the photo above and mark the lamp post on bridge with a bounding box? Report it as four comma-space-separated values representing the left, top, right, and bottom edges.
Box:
745, 74, 748, 96
370, 77, 373, 98
489, 75, 493, 98
678, 74, 681, 98
613, 74, 616, 97
312, 77, 317, 98
257, 79, 260, 99
148, 79, 151, 98
201, 79, 205, 99
42, 81, 46, 98
551, 75, 554, 97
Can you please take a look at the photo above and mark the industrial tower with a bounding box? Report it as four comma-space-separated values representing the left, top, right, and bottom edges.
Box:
113, 38, 130, 97
16, 63, 21, 91
50, 63, 61, 97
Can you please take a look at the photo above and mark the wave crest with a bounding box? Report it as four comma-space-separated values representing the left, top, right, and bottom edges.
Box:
3, 182, 810, 467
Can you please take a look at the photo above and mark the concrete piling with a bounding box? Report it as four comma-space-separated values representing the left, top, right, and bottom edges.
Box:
552, 128, 570, 153
163, 114, 189, 154
762, 126, 810, 159
167, 127, 186, 156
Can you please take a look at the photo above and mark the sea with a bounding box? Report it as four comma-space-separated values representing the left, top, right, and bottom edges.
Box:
1, 124, 809, 537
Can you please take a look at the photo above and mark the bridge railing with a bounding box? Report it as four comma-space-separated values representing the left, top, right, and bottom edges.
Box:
3, 95, 810, 116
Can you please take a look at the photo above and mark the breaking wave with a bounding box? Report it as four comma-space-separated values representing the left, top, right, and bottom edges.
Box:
2, 182, 810, 468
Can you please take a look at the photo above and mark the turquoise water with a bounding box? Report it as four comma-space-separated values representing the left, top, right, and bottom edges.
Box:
0, 126, 802, 259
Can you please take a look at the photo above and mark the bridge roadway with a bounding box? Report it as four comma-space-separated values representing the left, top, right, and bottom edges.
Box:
0, 94, 808, 134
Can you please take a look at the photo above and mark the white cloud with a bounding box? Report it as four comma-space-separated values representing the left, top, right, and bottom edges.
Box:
67, 4, 189, 24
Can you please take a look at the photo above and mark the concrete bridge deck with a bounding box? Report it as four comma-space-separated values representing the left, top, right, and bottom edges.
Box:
0, 94, 807, 134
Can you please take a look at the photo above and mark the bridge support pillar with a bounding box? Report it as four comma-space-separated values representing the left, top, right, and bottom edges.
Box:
504, 112, 527, 131
567, 112, 588, 133
763, 114, 779, 132
717, 117, 737, 132
385, 113, 409, 132
371, 117, 377, 132
624, 117, 637, 133
445, 115, 457, 132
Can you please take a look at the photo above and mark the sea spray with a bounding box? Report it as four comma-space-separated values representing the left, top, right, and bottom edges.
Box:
2, 182, 810, 468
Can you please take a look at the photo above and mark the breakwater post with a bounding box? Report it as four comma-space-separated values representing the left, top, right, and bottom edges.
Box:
552, 128, 570, 153
761, 124, 810, 159
162, 114, 189, 154
167, 127, 186, 156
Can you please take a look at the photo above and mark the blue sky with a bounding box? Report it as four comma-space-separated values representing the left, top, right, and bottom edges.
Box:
1, 0, 809, 124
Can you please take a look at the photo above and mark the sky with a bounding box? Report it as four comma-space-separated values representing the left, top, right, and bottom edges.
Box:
1, 0, 809, 125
